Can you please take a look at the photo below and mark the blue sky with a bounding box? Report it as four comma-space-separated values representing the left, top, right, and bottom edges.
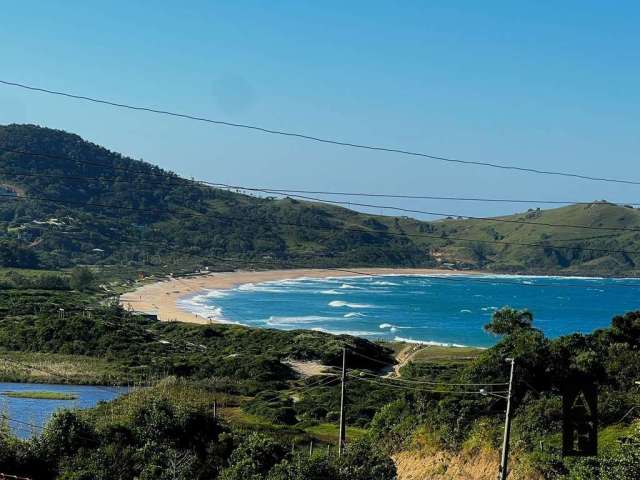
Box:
0, 1, 638, 218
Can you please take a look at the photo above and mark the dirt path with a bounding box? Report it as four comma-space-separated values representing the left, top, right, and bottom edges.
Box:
389, 344, 426, 377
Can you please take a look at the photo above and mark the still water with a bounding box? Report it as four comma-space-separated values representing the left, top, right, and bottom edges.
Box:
1, 382, 128, 439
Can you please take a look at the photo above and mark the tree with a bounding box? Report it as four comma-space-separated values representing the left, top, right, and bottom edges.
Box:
611, 310, 640, 343
335, 438, 397, 480
219, 433, 287, 480
0, 241, 39, 268
484, 307, 534, 336
266, 454, 336, 480
40, 410, 97, 459
469, 241, 493, 266
69, 267, 94, 291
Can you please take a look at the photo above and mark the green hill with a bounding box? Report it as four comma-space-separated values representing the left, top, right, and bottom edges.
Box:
402, 202, 640, 275
0, 123, 639, 276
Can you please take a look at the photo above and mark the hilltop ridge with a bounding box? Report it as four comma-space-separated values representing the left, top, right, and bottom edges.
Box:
0, 123, 638, 276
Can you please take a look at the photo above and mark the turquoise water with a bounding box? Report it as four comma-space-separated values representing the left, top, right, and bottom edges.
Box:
180, 274, 640, 348
0, 382, 128, 439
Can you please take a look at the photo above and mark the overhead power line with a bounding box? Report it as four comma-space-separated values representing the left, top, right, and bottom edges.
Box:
217, 185, 640, 233
0, 154, 640, 241
2, 150, 640, 266
2, 414, 44, 432
1, 356, 126, 396
7, 192, 640, 257
3, 147, 640, 209
2, 148, 639, 241
1, 79, 639, 186
2, 147, 638, 235
355, 369, 507, 387
346, 372, 501, 395
211, 183, 640, 207
345, 349, 507, 387
5, 194, 640, 255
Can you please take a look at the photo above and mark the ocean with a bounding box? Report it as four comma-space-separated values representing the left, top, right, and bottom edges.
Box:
179, 274, 640, 348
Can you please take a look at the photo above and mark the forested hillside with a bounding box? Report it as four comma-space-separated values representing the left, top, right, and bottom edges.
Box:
1, 124, 639, 276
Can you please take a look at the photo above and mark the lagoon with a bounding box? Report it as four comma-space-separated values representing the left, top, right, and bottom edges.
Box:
0, 382, 128, 439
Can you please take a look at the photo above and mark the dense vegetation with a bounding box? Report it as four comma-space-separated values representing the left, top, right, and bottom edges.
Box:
0, 286, 393, 390
0, 380, 395, 480
0, 124, 429, 272
1, 124, 640, 275
362, 308, 640, 478
0, 282, 400, 479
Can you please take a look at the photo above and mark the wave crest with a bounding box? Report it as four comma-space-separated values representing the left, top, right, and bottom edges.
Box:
329, 300, 374, 309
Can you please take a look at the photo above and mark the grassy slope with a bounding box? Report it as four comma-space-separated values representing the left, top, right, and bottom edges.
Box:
399, 202, 640, 275
0, 351, 128, 385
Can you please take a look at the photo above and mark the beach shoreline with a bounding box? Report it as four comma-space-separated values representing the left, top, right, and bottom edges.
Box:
119, 268, 483, 325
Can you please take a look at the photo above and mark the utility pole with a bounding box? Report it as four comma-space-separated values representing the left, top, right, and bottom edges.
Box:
499, 358, 516, 480
338, 347, 347, 456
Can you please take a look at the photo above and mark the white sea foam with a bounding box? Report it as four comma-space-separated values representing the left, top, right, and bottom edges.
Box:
190, 289, 229, 302
207, 306, 224, 320
320, 289, 344, 295
373, 280, 399, 286
460, 309, 472, 313
237, 283, 287, 293
339, 283, 362, 289
393, 336, 482, 349
379, 323, 406, 331
178, 291, 252, 326
329, 300, 374, 309
177, 300, 246, 326
312, 327, 382, 336
344, 312, 366, 318
266, 315, 337, 326
266, 279, 304, 286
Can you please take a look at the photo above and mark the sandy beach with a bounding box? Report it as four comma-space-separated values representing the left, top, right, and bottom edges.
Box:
119, 268, 480, 325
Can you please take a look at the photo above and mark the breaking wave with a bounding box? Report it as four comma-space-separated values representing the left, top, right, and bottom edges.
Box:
312, 327, 382, 337
329, 300, 375, 309
266, 315, 338, 327
393, 336, 478, 348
